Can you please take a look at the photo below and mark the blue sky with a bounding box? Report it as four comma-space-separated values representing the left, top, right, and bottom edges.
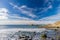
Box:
0, 0, 60, 24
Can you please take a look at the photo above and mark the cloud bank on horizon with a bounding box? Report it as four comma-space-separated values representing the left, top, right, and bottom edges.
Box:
0, 0, 60, 24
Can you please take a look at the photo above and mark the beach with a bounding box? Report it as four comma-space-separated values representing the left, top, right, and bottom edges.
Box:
0, 28, 59, 40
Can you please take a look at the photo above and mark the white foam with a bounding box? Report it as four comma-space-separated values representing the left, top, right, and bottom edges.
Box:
0, 28, 46, 33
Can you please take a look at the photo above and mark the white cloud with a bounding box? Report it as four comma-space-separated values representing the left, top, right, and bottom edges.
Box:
0, 8, 8, 19
0, 9, 53, 25
39, 13, 60, 24
0, 8, 36, 25
39, 4, 60, 24
39, 5, 60, 22
0, 8, 54, 25
38, 5, 52, 15
37, 0, 53, 15
9, 14, 33, 21
0, 20, 43, 25
9, 3, 37, 18
0, 8, 32, 21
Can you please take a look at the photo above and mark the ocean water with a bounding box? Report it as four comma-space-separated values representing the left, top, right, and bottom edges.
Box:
0, 25, 39, 29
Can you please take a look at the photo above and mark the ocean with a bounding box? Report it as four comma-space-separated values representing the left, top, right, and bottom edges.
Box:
0, 25, 39, 29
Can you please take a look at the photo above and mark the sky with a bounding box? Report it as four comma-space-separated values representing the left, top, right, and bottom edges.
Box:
0, 0, 60, 24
